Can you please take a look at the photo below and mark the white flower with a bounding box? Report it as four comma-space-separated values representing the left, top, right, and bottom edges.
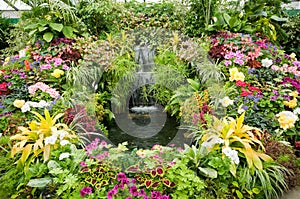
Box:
45, 135, 57, 145
220, 96, 234, 107
59, 132, 66, 140
60, 140, 70, 146
222, 147, 240, 164
293, 108, 300, 115
59, 152, 70, 160
202, 136, 224, 149
21, 103, 30, 112
261, 58, 273, 68
38, 100, 49, 107
237, 104, 245, 114
19, 49, 26, 58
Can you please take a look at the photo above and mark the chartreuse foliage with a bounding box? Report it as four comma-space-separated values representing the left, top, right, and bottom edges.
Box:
200, 113, 272, 170
10, 109, 77, 166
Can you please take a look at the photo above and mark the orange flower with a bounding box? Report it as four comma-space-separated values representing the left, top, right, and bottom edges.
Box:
24, 60, 30, 70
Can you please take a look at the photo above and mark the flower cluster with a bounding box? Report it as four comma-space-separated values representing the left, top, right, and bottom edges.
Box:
229, 67, 245, 82
51, 69, 64, 78
107, 172, 170, 199
0, 81, 10, 95
13, 99, 50, 112
222, 147, 240, 165
28, 82, 60, 99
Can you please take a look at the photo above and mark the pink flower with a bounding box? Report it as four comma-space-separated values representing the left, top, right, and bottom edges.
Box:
40, 64, 52, 71
271, 65, 280, 71
62, 64, 69, 70
224, 60, 232, 66
234, 59, 244, 66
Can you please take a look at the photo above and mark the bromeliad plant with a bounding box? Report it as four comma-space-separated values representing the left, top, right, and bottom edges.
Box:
10, 109, 77, 167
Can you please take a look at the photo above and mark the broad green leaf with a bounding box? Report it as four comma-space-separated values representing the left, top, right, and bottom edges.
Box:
252, 188, 260, 194
47, 160, 60, 170
236, 190, 243, 199
24, 24, 38, 30
223, 13, 231, 26
49, 23, 63, 32
62, 26, 74, 38
187, 78, 200, 91
43, 32, 53, 42
28, 29, 37, 37
27, 178, 52, 188
270, 16, 287, 22
38, 26, 48, 32
198, 167, 218, 178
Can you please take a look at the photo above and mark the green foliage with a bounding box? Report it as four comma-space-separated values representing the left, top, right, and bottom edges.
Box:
24, 18, 77, 43
0, 13, 13, 51
165, 157, 205, 198
239, 162, 290, 199
185, 0, 221, 37
280, 13, 300, 58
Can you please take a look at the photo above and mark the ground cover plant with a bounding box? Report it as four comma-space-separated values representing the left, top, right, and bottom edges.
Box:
0, 0, 299, 198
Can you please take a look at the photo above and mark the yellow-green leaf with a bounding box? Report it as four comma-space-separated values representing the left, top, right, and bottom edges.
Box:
252, 153, 263, 170
43, 144, 51, 162
21, 144, 33, 164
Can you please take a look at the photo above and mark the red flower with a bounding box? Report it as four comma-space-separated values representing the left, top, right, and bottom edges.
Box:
0, 82, 8, 95
240, 88, 252, 97
295, 141, 300, 149
249, 86, 261, 93
236, 80, 247, 87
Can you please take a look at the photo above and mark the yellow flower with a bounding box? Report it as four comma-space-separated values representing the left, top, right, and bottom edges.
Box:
51, 69, 64, 78
13, 99, 25, 108
276, 111, 298, 130
283, 98, 297, 109
290, 53, 297, 60
229, 67, 245, 82
3, 57, 10, 66
290, 91, 298, 98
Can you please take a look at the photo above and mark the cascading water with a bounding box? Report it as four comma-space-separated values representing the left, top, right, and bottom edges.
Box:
108, 45, 188, 149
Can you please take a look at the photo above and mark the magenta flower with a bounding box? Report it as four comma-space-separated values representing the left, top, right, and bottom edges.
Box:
80, 186, 92, 198
80, 161, 87, 167
129, 186, 139, 196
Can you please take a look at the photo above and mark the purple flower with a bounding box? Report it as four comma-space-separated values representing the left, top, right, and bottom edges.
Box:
270, 96, 278, 101
80, 186, 92, 198
272, 89, 279, 96
283, 94, 291, 100
293, 61, 300, 67
242, 105, 248, 110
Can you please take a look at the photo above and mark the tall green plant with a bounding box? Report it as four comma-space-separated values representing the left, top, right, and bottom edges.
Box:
185, 0, 220, 37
